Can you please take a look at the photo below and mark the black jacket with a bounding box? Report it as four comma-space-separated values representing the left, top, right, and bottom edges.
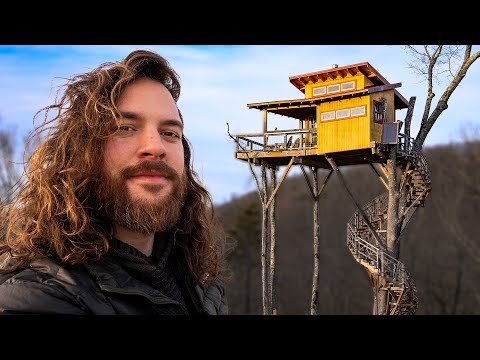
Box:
0, 253, 228, 315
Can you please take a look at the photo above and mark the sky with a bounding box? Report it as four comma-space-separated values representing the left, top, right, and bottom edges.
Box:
0, 45, 479, 205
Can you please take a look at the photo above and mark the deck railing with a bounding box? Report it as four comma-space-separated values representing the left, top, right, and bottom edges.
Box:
235, 129, 318, 153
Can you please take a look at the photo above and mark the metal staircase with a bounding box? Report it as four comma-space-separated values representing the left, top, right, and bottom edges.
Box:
346, 135, 431, 315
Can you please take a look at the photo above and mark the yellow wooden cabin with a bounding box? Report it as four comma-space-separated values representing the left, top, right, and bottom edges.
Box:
234, 62, 410, 168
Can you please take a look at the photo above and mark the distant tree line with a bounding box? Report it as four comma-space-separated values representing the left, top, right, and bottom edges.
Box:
217, 140, 480, 315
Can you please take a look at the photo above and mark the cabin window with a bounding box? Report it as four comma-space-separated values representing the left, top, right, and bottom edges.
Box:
351, 106, 366, 117
341, 81, 355, 91
311, 80, 356, 98
327, 84, 341, 94
321, 111, 335, 121
321, 104, 367, 122
312, 86, 326, 96
373, 100, 385, 124
336, 109, 350, 119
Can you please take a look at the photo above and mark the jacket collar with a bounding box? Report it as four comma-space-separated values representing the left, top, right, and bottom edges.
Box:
83, 257, 180, 306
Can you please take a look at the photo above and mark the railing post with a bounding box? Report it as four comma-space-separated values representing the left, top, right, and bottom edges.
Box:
376, 251, 380, 275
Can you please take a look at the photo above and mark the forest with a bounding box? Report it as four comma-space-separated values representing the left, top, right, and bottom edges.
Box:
217, 139, 480, 315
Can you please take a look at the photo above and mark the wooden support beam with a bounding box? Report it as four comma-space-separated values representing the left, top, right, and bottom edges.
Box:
325, 154, 385, 249
401, 188, 428, 220
367, 82, 402, 93
300, 165, 315, 199
399, 162, 412, 192
263, 109, 267, 146
269, 166, 278, 315
389, 287, 404, 315
293, 156, 327, 168
265, 157, 295, 210
370, 163, 388, 190
300, 165, 332, 201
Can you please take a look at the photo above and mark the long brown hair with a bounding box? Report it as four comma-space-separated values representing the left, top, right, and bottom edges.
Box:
0, 49, 226, 285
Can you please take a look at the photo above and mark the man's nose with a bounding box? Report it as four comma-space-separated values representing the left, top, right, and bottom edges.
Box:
139, 130, 166, 159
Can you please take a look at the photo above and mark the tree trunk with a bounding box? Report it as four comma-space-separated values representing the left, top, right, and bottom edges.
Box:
310, 168, 320, 315
373, 144, 403, 314
269, 166, 278, 315
260, 162, 269, 314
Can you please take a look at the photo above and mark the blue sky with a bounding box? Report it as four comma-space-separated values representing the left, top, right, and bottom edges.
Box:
1, 45, 479, 205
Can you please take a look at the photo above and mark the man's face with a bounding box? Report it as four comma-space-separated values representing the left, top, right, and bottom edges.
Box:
96, 77, 187, 234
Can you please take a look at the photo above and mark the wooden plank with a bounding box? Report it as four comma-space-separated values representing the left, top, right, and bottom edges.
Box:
367, 82, 402, 94
265, 157, 295, 210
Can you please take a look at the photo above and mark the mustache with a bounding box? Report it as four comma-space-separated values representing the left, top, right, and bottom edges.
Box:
121, 161, 179, 180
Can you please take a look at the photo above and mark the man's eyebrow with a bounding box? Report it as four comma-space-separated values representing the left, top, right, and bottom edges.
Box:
162, 119, 184, 129
119, 111, 141, 120
119, 111, 183, 129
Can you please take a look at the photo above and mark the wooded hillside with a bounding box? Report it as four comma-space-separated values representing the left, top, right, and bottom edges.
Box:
216, 140, 480, 315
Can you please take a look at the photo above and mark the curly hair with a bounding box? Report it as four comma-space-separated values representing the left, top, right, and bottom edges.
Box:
0, 49, 226, 285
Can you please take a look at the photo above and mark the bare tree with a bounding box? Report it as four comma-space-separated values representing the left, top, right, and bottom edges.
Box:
0, 118, 23, 245
406, 45, 480, 150
375, 45, 480, 314
0, 120, 20, 201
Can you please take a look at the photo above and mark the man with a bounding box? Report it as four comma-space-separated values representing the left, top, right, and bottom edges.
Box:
0, 49, 229, 315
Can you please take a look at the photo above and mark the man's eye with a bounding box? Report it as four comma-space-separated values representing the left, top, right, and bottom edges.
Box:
119, 125, 135, 131
162, 131, 180, 138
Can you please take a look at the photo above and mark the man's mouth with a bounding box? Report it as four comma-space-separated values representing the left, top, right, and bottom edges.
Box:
130, 171, 169, 184
121, 161, 178, 186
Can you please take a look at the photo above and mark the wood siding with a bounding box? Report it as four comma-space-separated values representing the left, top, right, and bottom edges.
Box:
316, 95, 370, 154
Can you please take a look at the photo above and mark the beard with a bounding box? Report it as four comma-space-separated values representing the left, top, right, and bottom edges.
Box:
94, 160, 188, 234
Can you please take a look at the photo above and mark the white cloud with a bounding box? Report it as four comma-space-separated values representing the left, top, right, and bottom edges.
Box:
1, 45, 479, 204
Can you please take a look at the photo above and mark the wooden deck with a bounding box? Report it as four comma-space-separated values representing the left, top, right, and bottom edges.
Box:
235, 147, 389, 169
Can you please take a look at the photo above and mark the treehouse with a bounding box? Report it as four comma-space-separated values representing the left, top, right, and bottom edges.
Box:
232, 62, 429, 316
234, 62, 410, 168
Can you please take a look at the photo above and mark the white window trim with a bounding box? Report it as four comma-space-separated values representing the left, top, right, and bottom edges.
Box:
321, 111, 335, 121
351, 105, 366, 117
341, 81, 355, 91
327, 84, 341, 94
312, 86, 326, 96
335, 109, 350, 119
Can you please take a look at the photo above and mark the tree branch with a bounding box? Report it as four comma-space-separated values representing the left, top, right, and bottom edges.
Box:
415, 46, 480, 149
